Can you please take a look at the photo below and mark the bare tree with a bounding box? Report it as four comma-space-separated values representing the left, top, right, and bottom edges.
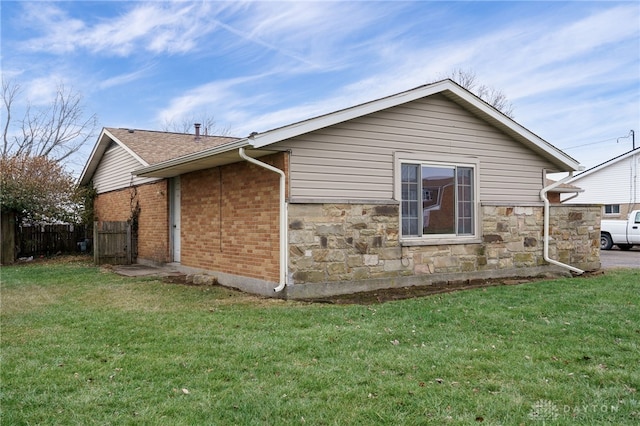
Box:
2, 78, 98, 162
446, 68, 478, 92
160, 113, 230, 136
1, 79, 20, 158
440, 68, 515, 118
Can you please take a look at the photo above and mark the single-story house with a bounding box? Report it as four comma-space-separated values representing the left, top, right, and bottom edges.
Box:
562, 147, 640, 218
79, 79, 601, 298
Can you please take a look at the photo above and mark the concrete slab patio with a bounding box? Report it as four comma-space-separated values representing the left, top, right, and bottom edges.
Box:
112, 264, 184, 278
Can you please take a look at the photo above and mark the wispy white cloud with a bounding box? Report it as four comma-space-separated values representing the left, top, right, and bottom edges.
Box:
20, 3, 87, 54
489, 4, 640, 98
97, 68, 153, 90
153, 2, 419, 130
242, 3, 636, 171
20, 1, 220, 56
23, 75, 67, 106
216, 1, 410, 71
4, 1, 637, 172
155, 72, 274, 127
518, 5, 637, 68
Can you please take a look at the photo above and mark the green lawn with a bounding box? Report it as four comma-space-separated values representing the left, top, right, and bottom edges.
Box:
1, 259, 639, 425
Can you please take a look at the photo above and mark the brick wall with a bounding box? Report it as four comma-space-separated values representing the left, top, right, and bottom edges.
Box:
94, 188, 132, 222
94, 180, 170, 263
180, 153, 287, 283
135, 181, 170, 263
288, 202, 601, 292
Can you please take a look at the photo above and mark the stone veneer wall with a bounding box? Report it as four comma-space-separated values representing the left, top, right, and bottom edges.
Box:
287, 203, 601, 297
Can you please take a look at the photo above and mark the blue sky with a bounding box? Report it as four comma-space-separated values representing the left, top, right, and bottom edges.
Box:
2, 1, 639, 176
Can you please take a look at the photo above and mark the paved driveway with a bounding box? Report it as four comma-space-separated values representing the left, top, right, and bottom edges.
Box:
600, 246, 640, 269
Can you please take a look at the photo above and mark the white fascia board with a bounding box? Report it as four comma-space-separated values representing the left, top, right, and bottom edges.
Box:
77, 128, 149, 186
105, 128, 150, 168
134, 139, 251, 177
78, 128, 109, 186
442, 86, 581, 171
249, 80, 453, 149
249, 79, 581, 172
127, 79, 581, 179
568, 148, 640, 182
568, 165, 604, 183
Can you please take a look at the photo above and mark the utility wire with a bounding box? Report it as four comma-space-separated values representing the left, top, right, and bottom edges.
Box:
563, 131, 636, 150
562, 137, 617, 150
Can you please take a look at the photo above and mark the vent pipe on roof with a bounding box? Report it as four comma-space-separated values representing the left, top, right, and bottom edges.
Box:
194, 123, 201, 140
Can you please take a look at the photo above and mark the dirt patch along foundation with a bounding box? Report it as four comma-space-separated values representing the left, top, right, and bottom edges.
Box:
299, 270, 604, 305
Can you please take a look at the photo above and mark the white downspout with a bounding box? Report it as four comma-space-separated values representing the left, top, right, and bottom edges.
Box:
239, 147, 288, 292
540, 173, 584, 275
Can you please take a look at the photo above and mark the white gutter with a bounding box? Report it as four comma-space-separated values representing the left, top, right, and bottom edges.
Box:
134, 139, 250, 178
540, 173, 584, 275
238, 147, 288, 292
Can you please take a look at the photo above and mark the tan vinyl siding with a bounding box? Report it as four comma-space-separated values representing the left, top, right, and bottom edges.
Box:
93, 143, 160, 194
275, 94, 557, 204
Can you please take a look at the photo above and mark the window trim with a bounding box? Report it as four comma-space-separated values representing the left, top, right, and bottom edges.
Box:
394, 152, 481, 245
604, 204, 620, 215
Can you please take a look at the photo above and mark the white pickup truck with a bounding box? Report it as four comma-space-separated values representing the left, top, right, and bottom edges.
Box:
600, 210, 640, 250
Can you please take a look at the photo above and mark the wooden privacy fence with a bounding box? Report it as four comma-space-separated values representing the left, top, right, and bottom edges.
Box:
93, 221, 136, 265
17, 224, 88, 257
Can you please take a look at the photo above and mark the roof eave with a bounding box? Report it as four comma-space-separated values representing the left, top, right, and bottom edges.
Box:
552, 187, 585, 194
78, 128, 150, 186
249, 79, 581, 172
569, 147, 640, 182
111, 79, 582, 181
249, 80, 454, 148
440, 89, 581, 172
78, 128, 111, 186
134, 139, 251, 178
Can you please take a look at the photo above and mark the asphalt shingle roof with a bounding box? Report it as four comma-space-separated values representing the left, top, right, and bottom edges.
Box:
106, 127, 241, 165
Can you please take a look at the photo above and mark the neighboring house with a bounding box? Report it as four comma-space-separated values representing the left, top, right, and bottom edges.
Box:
79, 79, 601, 298
563, 148, 640, 219
545, 178, 584, 204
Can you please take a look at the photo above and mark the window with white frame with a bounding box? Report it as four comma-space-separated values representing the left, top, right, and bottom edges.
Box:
604, 204, 620, 215
400, 161, 476, 238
